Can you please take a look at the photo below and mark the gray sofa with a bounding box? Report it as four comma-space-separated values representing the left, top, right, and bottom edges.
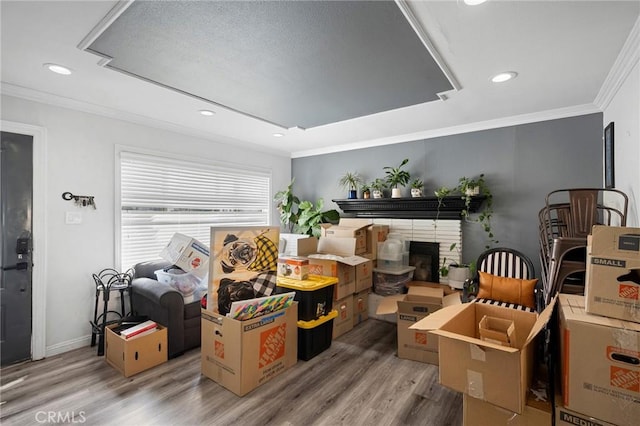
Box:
131, 260, 202, 359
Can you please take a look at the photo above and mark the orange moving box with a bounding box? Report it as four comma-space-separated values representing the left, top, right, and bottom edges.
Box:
559, 294, 640, 426
201, 303, 298, 396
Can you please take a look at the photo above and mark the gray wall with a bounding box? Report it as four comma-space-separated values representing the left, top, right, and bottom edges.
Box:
291, 113, 604, 276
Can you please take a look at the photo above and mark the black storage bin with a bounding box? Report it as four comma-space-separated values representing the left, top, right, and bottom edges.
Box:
276, 275, 338, 321
297, 310, 338, 361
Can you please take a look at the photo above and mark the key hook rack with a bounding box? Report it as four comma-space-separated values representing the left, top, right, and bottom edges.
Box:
62, 191, 97, 209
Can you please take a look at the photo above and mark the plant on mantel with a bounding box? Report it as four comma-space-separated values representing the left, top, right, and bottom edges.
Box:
434, 173, 497, 253
369, 178, 388, 199
384, 158, 411, 198
338, 171, 363, 199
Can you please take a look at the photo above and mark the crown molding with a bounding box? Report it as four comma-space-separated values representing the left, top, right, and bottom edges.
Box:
291, 103, 601, 158
594, 16, 640, 110
0, 83, 290, 157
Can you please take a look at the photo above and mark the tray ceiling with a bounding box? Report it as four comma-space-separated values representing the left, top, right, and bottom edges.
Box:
85, 0, 454, 129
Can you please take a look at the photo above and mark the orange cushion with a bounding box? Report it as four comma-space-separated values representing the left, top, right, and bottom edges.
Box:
477, 271, 538, 309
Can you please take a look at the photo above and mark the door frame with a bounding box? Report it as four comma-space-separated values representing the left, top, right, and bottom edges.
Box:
1, 120, 47, 360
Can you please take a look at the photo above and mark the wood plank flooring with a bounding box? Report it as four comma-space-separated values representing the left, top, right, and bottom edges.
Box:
0, 319, 462, 426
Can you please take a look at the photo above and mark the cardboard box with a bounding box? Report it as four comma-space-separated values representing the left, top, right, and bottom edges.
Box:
463, 392, 552, 426
554, 393, 615, 426
160, 233, 210, 278
411, 298, 556, 414
585, 225, 640, 323
308, 254, 370, 300
320, 223, 368, 254
105, 325, 168, 377
279, 234, 318, 256
558, 294, 640, 426
368, 292, 397, 323
333, 295, 354, 339
337, 219, 389, 259
479, 316, 517, 347
201, 303, 298, 396
277, 256, 309, 280
354, 258, 373, 292
353, 290, 369, 327
377, 286, 461, 365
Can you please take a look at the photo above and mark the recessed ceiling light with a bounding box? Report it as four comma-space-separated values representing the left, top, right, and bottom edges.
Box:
273, 133, 284, 138
491, 71, 518, 83
464, 0, 487, 5
199, 109, 215, 116
43, 63, 72, 75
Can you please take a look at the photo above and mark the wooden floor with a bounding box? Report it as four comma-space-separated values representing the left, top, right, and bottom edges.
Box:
0, 319, 462, 426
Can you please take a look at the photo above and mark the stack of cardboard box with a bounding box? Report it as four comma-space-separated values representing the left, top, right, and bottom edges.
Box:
556, 225, 640, 426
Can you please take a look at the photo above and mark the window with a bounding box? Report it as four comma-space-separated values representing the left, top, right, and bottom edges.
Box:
119, 151, 271, 269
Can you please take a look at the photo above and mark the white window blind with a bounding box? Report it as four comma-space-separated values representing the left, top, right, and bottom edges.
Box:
119, 151, 270, 270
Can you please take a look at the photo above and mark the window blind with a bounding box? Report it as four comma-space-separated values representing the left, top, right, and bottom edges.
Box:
119, 151, 270, 270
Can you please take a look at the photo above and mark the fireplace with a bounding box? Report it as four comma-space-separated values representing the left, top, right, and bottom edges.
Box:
409, 241, 440, 283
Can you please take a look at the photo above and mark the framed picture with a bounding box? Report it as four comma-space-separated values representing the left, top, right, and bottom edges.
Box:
604, 122, 615, 188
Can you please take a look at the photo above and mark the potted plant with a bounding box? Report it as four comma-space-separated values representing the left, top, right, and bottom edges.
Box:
274, 178, 300, 233
369, 178, 387, 199
339, 171, 363, 199
296, 199, 340, 237
384, 158, 411, 198
410, 178, 424, 198
360, 183, 371, 199
440, 243, 476, 290
456, 174, 497, 248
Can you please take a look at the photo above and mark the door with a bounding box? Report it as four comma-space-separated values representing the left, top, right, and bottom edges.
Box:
1, 131, 33, 366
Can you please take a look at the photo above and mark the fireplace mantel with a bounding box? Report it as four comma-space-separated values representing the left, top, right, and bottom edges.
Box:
333, 195, 486, 219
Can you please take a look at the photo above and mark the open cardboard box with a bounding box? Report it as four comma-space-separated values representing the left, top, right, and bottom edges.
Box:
308, 248, 371, 300
377, 286, 461, 364
410, 297, 556, 414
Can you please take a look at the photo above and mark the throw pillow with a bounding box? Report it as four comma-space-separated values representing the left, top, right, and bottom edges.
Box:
477, 271, 538, 309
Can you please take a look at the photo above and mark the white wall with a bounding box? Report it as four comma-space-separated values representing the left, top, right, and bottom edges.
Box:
1, 95, 291, 356
603, 60, 640, 226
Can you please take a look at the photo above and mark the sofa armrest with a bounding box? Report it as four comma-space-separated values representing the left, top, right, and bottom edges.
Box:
131, 277, 186, 358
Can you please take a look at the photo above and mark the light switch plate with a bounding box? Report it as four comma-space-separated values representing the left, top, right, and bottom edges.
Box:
65, 211, 82, 224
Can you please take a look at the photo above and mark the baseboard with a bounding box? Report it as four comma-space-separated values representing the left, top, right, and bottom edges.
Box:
45, 335, 93, 357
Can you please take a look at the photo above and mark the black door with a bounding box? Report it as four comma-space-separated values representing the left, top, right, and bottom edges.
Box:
1, 131, 34, 366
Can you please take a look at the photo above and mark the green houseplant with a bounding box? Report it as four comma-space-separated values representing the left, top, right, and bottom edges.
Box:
369, 178, 387, 199
339, 171, 363, 199
384, 158, 411, 198
274, 179, 339, 237
360, 182, 371, 199
410, 178, 424, 198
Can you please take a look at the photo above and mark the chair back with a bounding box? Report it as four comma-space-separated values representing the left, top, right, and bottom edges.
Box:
476, 247, 535, 280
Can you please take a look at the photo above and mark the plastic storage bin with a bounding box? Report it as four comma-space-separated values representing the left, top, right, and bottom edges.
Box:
276, 275, 338, 321
297, 310, 338, 361
154, 268, 204, 302
373, 266, 416, 296
378, 237, 409, 270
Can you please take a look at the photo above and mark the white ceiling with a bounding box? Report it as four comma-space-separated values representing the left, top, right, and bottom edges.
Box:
1, 1, 639, 158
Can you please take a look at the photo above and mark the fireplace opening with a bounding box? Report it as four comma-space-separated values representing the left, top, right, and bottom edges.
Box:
409, 241, 440, 283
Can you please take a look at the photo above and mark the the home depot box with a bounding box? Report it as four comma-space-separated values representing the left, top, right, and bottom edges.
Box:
353, 290, 369, 327
320, 222, 368, 254
308, 251, 370, 300
463, 392, 552, 426
554, 393, 615, 426
159, 233, 210, 278
200, 303, 298, 396
585, 225, 640, 323
558, 293, 640, 426
333, 295, 354, 338
377, 286, 461, 365
105, 325, 168, 377
411, 298, 556, 414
